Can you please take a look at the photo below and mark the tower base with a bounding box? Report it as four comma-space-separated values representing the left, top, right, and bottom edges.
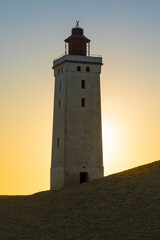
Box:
50, 166, 104, 189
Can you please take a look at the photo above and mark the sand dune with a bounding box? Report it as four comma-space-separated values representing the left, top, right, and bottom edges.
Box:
0, 160, 160, 240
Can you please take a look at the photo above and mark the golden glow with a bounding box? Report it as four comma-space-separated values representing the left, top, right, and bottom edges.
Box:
102, 118, 123, 174
1, 65, 160, 195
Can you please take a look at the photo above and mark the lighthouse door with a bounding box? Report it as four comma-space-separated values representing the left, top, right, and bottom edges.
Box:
80, 172, 88, 184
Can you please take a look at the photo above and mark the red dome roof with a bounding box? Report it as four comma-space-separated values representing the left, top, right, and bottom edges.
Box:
65, 27, 90, 43
64, 23, 90, 56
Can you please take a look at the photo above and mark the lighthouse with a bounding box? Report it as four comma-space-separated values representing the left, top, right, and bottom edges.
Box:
51, 22, 103, 189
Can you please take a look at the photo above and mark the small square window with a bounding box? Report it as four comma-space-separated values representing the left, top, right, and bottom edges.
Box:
77, 66, 81, 71
86, 67, 90, 72
81, 80, 85, 89
81, 98, 85, 107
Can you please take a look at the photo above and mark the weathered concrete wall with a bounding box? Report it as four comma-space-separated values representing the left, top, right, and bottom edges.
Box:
51, 55, 103, 189
50, 167, 64, 189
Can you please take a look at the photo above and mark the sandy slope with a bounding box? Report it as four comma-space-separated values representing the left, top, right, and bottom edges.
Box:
0, 160, 160, 240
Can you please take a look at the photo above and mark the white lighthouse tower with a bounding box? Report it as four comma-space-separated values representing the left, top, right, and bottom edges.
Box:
51, 22, 103, 189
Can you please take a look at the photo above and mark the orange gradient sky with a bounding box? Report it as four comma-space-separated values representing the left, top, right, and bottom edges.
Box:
0, 0, 160, 195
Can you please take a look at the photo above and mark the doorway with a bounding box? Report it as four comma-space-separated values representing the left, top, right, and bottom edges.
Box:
80, 172, 88, 184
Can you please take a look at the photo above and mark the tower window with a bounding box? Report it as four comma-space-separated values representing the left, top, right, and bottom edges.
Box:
81, 98, 85, 107
81, 80, 85, 89
59, 81, 61, 91
59, 99, 61, 109
61, 67, 63, 73
77, 66, 81, 71
58, 69, 60, 75
86, 67, 90, 72
57, 138, 59, 147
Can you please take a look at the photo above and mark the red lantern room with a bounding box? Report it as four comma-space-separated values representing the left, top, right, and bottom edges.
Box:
64, 21, 90, 56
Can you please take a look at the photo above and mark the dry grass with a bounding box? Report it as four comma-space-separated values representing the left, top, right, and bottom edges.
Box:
0, 160, 160, 240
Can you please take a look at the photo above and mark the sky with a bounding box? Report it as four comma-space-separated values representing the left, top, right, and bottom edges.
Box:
0, 0, 160, 195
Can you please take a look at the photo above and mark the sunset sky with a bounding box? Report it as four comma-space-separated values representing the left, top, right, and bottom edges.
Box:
0, 0, 160, 195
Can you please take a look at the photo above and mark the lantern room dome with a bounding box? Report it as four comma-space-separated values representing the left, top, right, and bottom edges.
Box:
64, 21, 90, 56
